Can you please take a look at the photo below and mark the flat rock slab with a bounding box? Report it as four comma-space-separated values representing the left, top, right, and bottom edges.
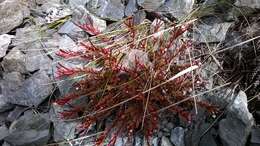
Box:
4, 112, 50, 146
0, 0, 30, 34
1, 48, 27, 73
3, 71, 53, 107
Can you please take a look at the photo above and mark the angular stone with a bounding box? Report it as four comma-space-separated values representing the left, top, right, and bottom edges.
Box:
125, 0, 138, 16
9, 112, 50, 131
0, 34, 14, 58
3, 72, 24, 91
58, 21, 85, 38
1, 48, 26, 73
251, 128, 260, 144
0, 94, 13, 113
170, 127, 185, 146
137, 0, 165, 11
158, 0, 194, 19
13, 26, 52, 48
50, 104, 78, 142
3, 72, 53, 106
219, 118, 250, 146
229, 91, 253, 124
72, 5, 107, 34
87, 0, 125, 21
5, 130, 49, 146
218, 91, 254, 146
6, 106, 26, 122
133, 10, 146, 25
4, 112, 50, 146
0, 125, 9, 140
0, 0, 30, 34
193, 18, 233, 43
24, 50, 53, 72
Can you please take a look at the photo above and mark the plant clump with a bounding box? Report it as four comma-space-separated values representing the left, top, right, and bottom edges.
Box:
55, 16, 215, 145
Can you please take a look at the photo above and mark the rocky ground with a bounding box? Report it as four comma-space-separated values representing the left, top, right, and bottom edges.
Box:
0, 0, 259, 146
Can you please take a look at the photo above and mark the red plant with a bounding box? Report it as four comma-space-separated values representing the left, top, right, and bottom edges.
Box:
55, 16, 215, 145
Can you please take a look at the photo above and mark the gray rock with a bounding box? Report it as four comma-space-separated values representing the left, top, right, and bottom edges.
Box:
158, 0, 194, 20
4, 71, 53, 106
218, 91, 254, 146
5, 129, 50, 146
4, 112, 50, 146
228, 91, 253, 124
13, 26, 46, 47
58, 21, 85, 38
0, 0, 30, 34
2, 141, 11, 146
137, 0, 165, 11
50, 104, 78, 142
1, 76, 18, 113
24, 50, 53, 72
0, 125, 9, 140
6, 106, 26, 122
0, 34, 14, 58
87, 0, 125, 21
251, 128, 260, 144
3, 72, 24, 91
53, 121, 78, 142
0, 95, 13, 113
9, 112, 50, 132
125, 0, 138, 16
219, 118, 250, 146
72, 5, 107, 33
133, 10, 146, 25
170, 127, 185, 146
8, 30, 52, 74
193, 18, 233, 43
0, 72, 23, 112
54, 35, 89, 95
1, 48, 26, 73
235, 0, 260, 9
161, 136, 173, 146
0, 111, 9, 125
